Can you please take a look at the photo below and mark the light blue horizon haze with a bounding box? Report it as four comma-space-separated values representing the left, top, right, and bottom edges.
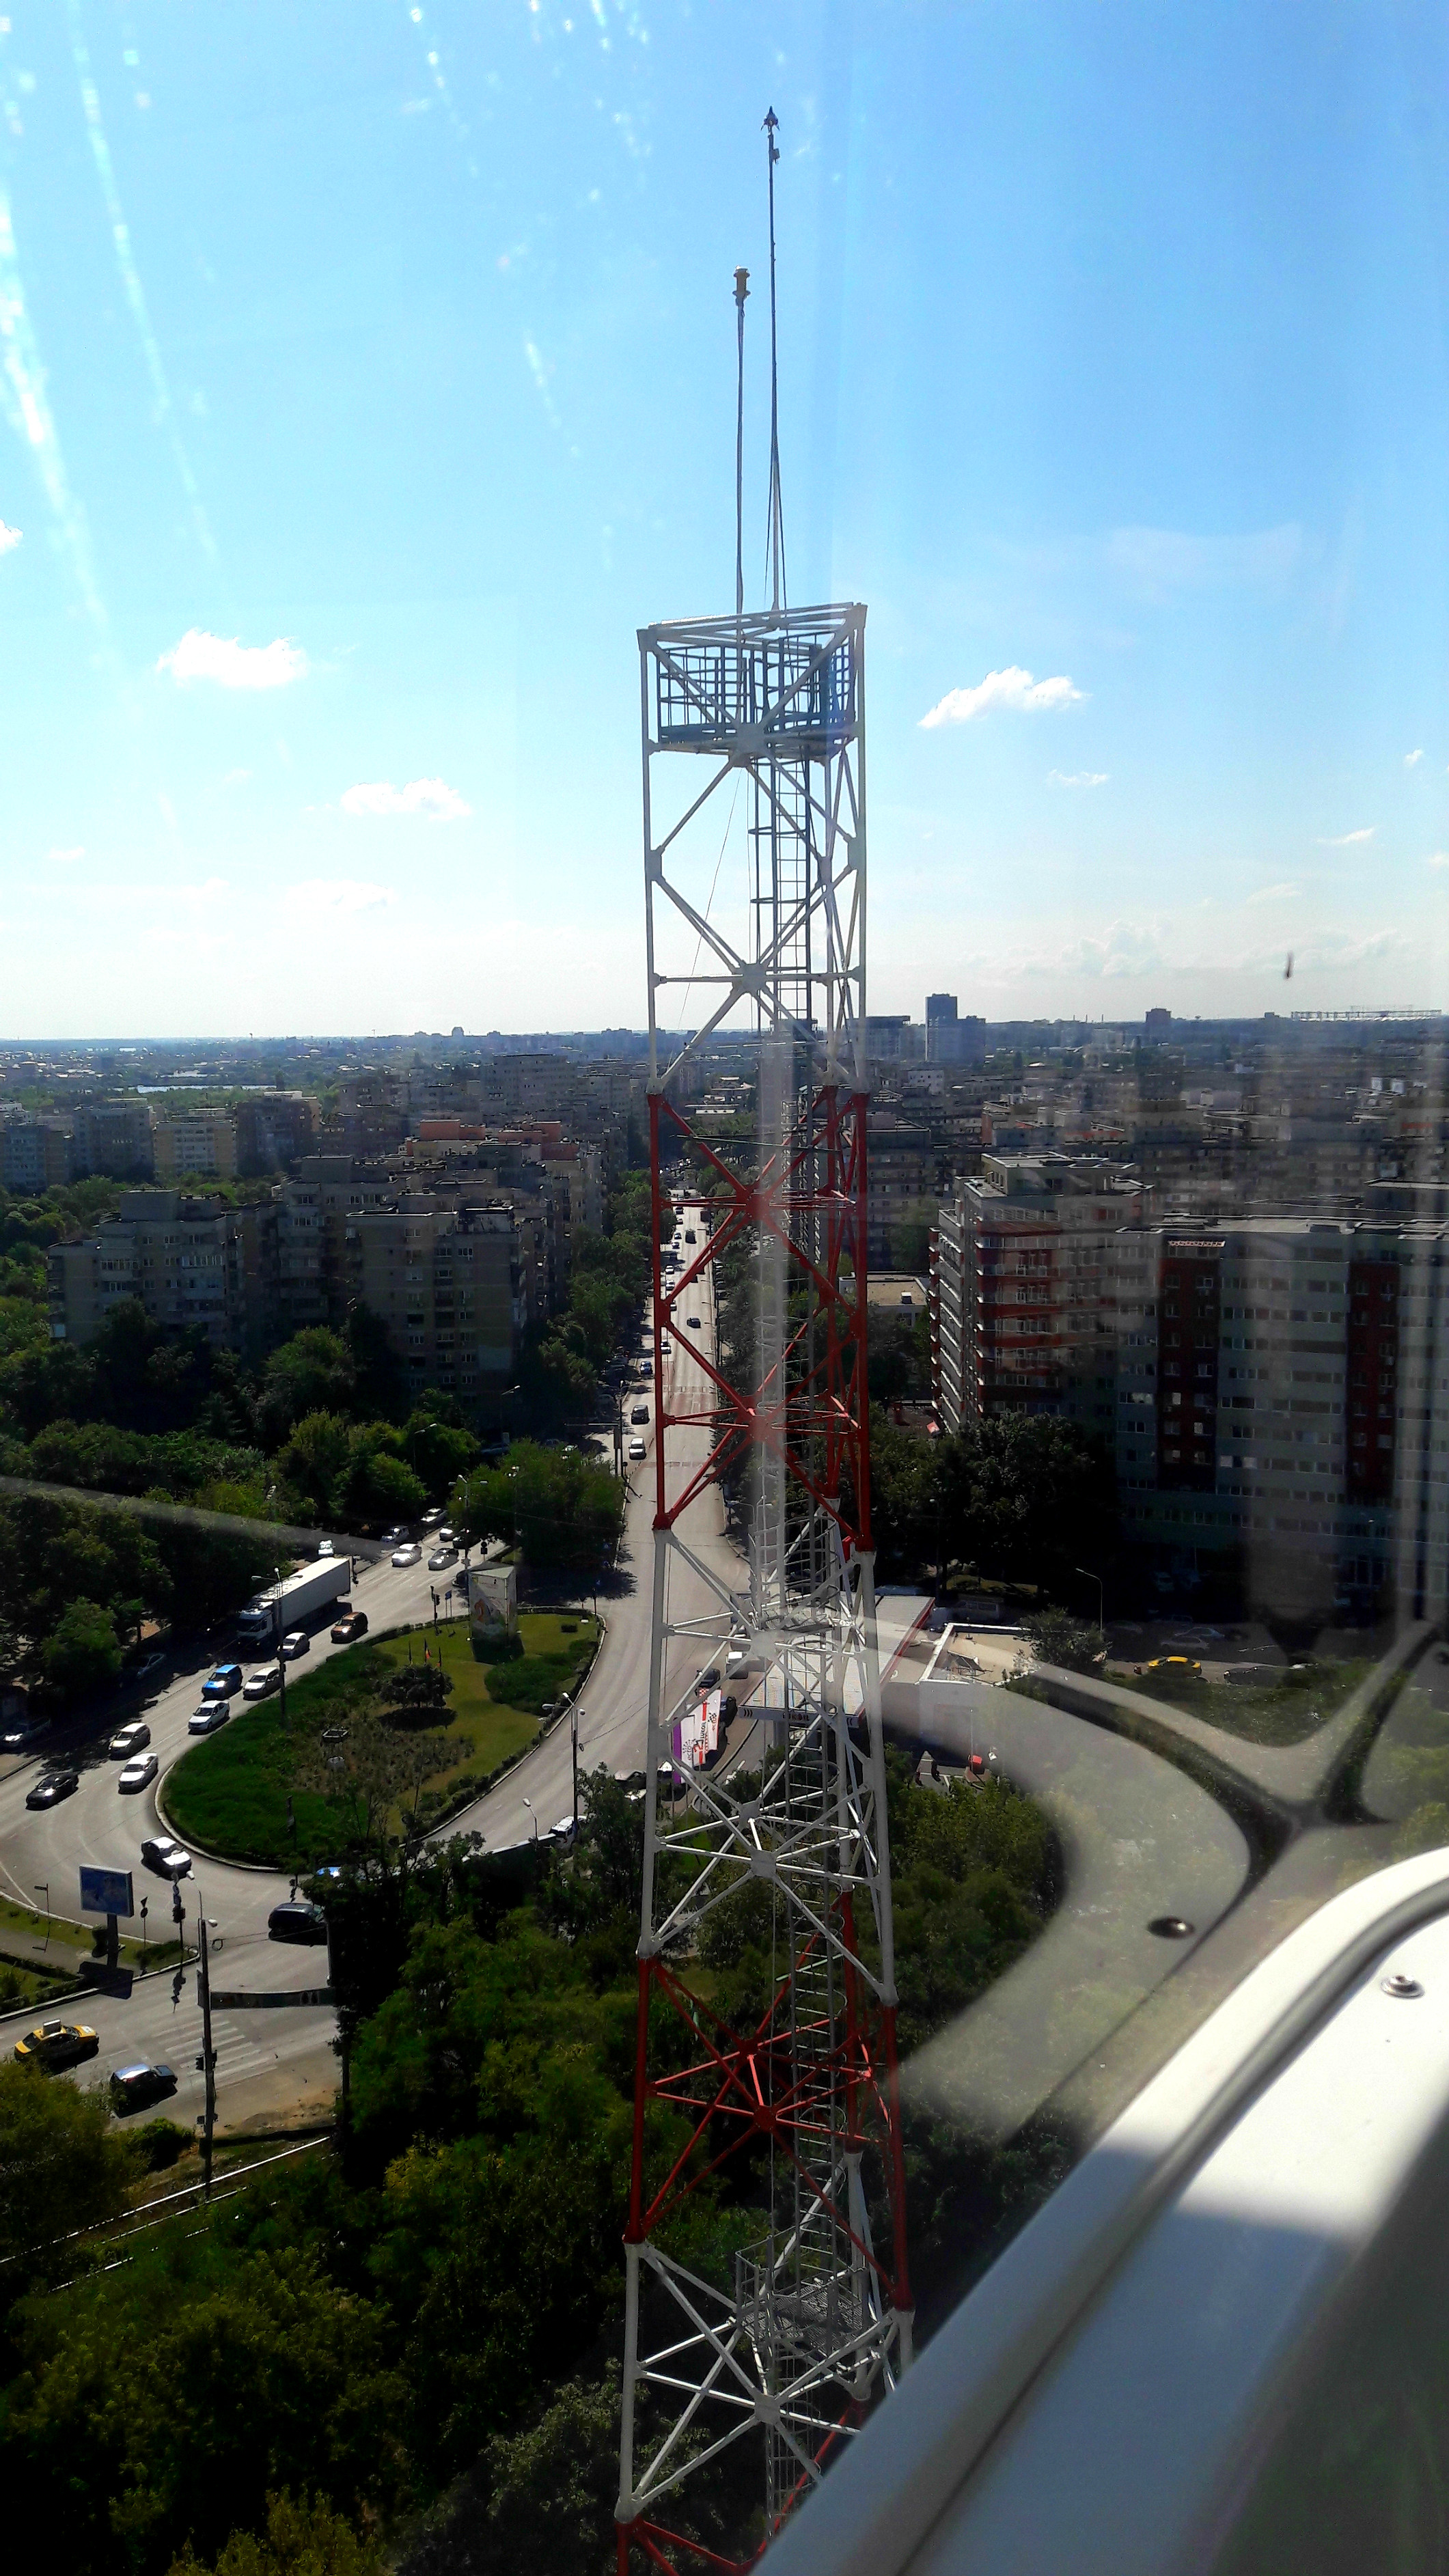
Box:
0, 0, 1446, 1038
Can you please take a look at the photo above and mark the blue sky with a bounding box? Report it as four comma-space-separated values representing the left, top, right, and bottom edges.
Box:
1, 0, 1447, 1038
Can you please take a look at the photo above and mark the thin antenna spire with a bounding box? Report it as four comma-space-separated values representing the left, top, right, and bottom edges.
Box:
764, 106, 786, 615
733, 265, 749, 620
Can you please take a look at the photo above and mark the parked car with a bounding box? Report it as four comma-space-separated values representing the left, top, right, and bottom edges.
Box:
628, 1437, 647, 1460
1145, 1654, 1202, 1678
331, 1609, 369, 1644
14, 2019, 99, 2071
110, 2060, 177, 2113
421, 1507, 443, 1530
428, 1546, 456, 1571
267, 1898, 329, 1945
631, 1404, 650, 1425
109, 1721, 152, 1759
118, 1753, 159, 1794
660, 1335, 672, 1354
242, 1667, 281, 1701
281, 1631, 311, 1659
201, 1663, 243, 1700
140, 1836, 192, 1879
685, 1228, 697, 1243
316, 1538, 337, 1557
25, 1769, 79, 1811
188, 1702, 230, 1736
125, 1650, 167, 1690
391, 1542, 422, 1567
381, 1525, 411, 1547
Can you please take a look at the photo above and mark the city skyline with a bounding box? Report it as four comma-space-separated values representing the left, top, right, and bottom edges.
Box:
1, 3, 1446, 1036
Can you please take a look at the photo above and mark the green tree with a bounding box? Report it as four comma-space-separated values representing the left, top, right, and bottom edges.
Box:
167, 2491, 384, 2576
1021, 1607, 1105, 1676
39, 1594, 123, 1699
454, 1442, 622, 1575
0, 2057, 134, 2284
259, 1331, 358, 1443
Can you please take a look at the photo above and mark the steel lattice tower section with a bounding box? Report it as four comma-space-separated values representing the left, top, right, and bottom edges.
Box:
616, 603, 913, 2573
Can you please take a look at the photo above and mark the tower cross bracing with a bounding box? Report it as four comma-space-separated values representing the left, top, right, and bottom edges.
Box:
617, 600, 913, 2573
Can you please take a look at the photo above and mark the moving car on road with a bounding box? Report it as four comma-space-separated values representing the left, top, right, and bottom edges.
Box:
118, 1753, 159, 1793
25, 1769, 79, 1810
267, 1898, 329, 1945
631, 1404, 649, 1424
14, 2019, 99, 2071
1, 1711, 49, 1752
381, 1525, 410, 1547
110, 2061, 177, 2113
242, 1667, 281, 1701
281, 1631, 310, 1659
201, 1663, 243, 1700
628, 1437, 647, 1460
391, 1542, 422, 1567
188, 1701, 231, 1736
140, 1836, 192, 1879
428, 1546, 456, 1571
109, 1721, 151, 1759
331, 1609, 368, 1643
687, 1315, 701, 1329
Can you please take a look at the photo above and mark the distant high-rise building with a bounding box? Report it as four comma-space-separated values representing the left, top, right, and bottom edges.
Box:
926, 992, 958, 1027
1144, 1006, 1173, 1040
72, 1100, 156, 1180
236, 1091, 319, 1176
1, 1118, 72, 1193
154, 1113, 238, 1182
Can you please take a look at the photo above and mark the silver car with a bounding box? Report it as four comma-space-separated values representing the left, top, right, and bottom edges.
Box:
118, 1753, 159, 1793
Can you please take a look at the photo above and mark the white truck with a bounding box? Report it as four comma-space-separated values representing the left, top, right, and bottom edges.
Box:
236, 1557, 353, 1650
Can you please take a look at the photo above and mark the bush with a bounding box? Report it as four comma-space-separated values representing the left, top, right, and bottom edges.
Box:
471, 1629, 523, 1666
134, 2118, 193, 2174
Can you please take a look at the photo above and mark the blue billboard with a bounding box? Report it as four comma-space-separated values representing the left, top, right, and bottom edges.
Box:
79, 1865, 135, 1919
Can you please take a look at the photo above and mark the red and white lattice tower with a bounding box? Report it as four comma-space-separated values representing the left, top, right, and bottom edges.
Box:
615, 594, 913, 2573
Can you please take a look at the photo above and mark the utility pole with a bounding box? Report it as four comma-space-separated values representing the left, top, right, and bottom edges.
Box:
197, 1913, 217, 2196
570, 1695, 580, 1834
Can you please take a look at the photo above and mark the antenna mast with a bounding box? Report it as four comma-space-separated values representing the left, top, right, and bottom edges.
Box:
734, 265, 749, 620
617, 112, 911, 2576
764, 106, 786, 615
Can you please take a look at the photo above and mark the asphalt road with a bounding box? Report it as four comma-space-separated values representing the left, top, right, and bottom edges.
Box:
463, 1203, 746, 1851
0, 1545, 447, 2133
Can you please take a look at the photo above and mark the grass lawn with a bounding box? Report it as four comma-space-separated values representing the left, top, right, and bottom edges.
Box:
1120, 1657, 1377, 1748
164, 1611, 600, 1868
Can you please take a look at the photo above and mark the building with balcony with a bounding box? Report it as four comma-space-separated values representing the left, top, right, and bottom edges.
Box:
47, 1191, 276, 1353
153, 1113, 238, 1182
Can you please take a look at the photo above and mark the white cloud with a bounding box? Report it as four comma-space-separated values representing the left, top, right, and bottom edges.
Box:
281, 877, 393, 926
221, 767, 252, 788
1054, 918, 1165, 980
1047, 769, 1108, 788
0, 520, 21, 555
340, 776, 471, 821
1405, 747, 1424, 767
1317, 826, 1375, 846
920, 667, 1085, 728
157, 628, 308, 689
1247, 881, 1301, 904
46, 845, 84, 865
1427, 853, 1449, 871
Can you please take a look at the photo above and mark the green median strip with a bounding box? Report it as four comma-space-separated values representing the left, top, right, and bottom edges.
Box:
163, 1612, 600, 1868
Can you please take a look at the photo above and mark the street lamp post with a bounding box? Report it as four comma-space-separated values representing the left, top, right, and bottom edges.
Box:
33, 1883, 49, 1952
1075, 1565, 1105, 1639
523, 1797, 538, 1845
139, 1895, 149, 1971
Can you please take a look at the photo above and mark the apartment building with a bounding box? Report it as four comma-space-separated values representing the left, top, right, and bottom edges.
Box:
1113, 1215, 1449, 1619
48, 1191, 277, 1353
347, 1197, 527, 1403
929, 1154, 1152, 1433
1, 1117, 72, 1192
867, 1116, 939, 1269
71, 1100, 156, 1179
273, 1154, 396, 1335
236, 1090, 320, 1175
154, 1113, 238, 1182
